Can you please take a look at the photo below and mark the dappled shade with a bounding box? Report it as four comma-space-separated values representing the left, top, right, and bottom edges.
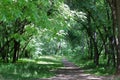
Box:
0, 56, 63, 80
0, 0, 120, 80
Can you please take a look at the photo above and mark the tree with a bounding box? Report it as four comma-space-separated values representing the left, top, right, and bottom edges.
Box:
0, 0, 51, 62
106, 0, 120, 74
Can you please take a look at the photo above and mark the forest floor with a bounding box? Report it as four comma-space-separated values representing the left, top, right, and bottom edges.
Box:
39, 59, 116, 80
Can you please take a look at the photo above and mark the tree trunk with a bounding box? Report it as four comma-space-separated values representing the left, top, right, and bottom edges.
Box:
107, 0, 120, 74
89, 38, 93, 59
12, 40, 20, 63
93, 39, 99, 66
116, 0, 120, 74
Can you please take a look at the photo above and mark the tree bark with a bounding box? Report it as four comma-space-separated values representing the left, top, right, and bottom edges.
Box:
12, 40, 20, 63
116, 0, 120, 74
107, 0, 120, 74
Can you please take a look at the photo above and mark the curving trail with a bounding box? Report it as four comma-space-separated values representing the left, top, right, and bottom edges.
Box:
38, 59, 114, 80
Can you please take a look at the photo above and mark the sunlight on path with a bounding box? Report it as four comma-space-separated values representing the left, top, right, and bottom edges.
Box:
38, 59, 113, 80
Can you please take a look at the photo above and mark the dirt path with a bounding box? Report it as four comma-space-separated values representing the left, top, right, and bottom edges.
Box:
38, 59, 114, 80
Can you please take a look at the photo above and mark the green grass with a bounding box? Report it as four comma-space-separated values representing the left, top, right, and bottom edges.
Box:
0, 55, 63, 80
67, 55, 115, 76
77, 60, 115, 76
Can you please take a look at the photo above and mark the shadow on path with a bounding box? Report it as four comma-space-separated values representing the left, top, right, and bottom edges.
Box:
38, 59, 114, 80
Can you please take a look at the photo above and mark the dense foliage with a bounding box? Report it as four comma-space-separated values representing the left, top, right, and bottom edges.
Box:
0, 0, 120, 79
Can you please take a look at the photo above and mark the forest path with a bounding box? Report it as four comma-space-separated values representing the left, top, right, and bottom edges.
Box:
39, 59, 113, 80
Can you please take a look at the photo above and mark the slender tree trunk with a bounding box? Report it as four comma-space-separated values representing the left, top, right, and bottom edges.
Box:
89, 38, 93, 59
93, 38, 99, 66
12, 40, 20, 63
116, 0, 120, 74
87, 12, 93, 59
107, 0, 120, 73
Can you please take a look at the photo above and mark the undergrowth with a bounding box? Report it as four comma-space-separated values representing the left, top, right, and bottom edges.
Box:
66, 54, 116, 76
0, 55, 63, 80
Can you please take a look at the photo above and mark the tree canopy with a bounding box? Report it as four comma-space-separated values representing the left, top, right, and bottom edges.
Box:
0, 0, 120, 79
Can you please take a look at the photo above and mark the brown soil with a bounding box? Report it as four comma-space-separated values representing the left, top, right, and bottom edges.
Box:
38, 59, 116, 80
